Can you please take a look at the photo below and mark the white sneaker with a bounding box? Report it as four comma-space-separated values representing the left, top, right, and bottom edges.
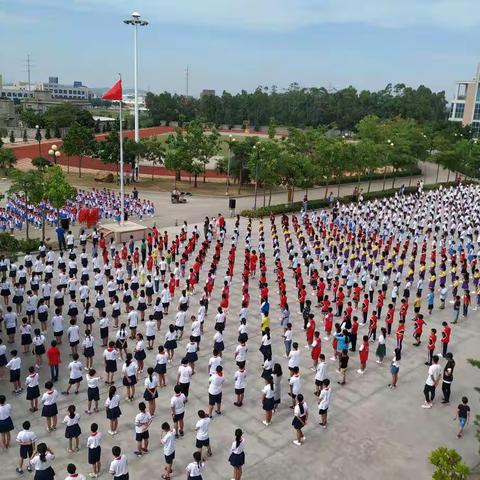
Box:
293, 440, 302, 446
262, 420, 270, 426
108, 430, 115, 435
357, 369, 364, 374
421, 403, 432, 409
329, 357, 336, 361
304, 345, 310, 349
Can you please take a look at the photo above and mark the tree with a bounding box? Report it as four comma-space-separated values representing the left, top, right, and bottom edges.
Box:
200, 128, 221, 183
164, 128, 189, 186
45, 127, 51, 140
9, 130, 15, 143
467, 358, 480, 453
54, 125, 61, 139
22, 129, 28, 142
7, 169, 40, 239
44, 165, 77, 226
429, 447, 470, 480
94, 119, 101, 134
140, 136, 165, 180
267, 117, 277, 139
62, 123, 96, 178
123, 138, 146, 180
0, 148, 17, 173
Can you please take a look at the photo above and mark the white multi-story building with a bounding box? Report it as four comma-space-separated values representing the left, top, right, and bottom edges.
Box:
449, 64, 480, 138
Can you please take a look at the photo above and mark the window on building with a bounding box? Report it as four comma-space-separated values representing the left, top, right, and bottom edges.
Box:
454, 103, 465, 119
474, 103, 480, 121
471, 121, 480, 138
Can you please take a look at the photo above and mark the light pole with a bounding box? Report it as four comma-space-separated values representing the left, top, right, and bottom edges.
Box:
226, 135, 235, 195
383, 139, 394, 191
253, 145, 264, 210
48, 144, 61, 164
35, 125, 42, 156
124, 11, 148, 181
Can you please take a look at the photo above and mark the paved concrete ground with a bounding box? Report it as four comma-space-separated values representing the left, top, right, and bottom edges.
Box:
0, 212, 479, 480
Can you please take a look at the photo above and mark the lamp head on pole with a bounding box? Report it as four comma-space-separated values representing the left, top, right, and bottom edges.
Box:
124, 11, 149, 26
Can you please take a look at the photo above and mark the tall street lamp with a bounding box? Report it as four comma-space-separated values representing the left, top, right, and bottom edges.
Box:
124, 11, 148, 180
35, 125, 42, 156
48, 144, 61, 164
226, 135, 235, 195
383, 139, 394, 191
253, 145, 264, 210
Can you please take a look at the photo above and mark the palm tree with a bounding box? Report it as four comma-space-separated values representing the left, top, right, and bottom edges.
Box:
0, 148, 17, 174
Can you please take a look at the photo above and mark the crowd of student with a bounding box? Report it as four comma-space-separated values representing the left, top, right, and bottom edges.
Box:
0, 188, 154, 232
0, 182, 476, 479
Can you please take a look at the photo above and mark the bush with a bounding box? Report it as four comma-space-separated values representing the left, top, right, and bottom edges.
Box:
316, 166, 421, 186
240, 182, 461, 218
0, 233, 41, 257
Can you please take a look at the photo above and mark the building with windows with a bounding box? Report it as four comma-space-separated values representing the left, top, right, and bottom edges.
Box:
0, 76, 95, 103
449, 64, 480, 137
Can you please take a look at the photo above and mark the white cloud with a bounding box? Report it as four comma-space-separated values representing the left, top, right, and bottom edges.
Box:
71, 0, 480, 31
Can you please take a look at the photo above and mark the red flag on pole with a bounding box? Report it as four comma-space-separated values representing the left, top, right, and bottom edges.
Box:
102, 80, 122, 100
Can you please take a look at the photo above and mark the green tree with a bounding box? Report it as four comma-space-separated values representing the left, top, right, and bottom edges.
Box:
164, 129, 189, 186
7, 169, 40, 239
467, 358, 480, 453
44, 165, 77, 226
123, 138, 146, 180
9, 130, 15, 143
62, 124, 96, 178
429, 447, 470, 480
0, 148, 17, 173
140, 136, 165, 180
54, 125, 61, 139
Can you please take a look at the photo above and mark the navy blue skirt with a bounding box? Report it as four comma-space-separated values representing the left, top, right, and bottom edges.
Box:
34, 466, 55, 480
154, 363, 167, 375
164, 340, 177, 350
0, 354, 6, 367
106, 406, 121, 420
34, 344, 46, 355
186, 352, 198, 363
84, 346, 95, 358
229, 451, 245, 467
65, 423, 81, 438
262, 397, 275, 411
88, 387, 100, 401
95, 300, 106, 309
0, 416, 14, 433
105, 359, 117, 373
42, 403, 58, 418
214, 341, 224, 352
27, 385, 40, 400
134, 350, 146, 361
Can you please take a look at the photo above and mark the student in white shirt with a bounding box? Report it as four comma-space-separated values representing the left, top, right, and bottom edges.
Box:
160, 422, 176, 479
0, 395, 14, 448
207, 365, 225, 418
86, 423, 102, 478
154, 345, 168, 388
64, 461, 86, 480
25, 366, 40, 412
143, 368, 159, 416
63, 404, 81, 453
194, 410, 212, 458
185, 451, 205, 479
177, 358, 193, 398
16, 420, 37, 474
318, 378, 332, 428
234, 366, 247, 407
134, 402, 152, 457
228, 429, 245, 479
6, 350, 22, 393
145, 315, 156, 350
288, 367, 302, 408
105, 386, 121, 435
67, 319, 80, 356
109, 446, 128, 480
30, 443, 55, 480
85, 369, 100, 414
292, 394, 308, 445
170, 385, 187, 437
314, 354, 328, 397
63, 353, 83, 395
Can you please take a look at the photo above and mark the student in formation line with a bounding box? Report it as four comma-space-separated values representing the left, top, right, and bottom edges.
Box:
63, 404, 82, 453
109, 446, 129, 480
15, 420, 37, 474
30, 443, 56, 480
0, 394, 14, 449
134, 402, 152, 457
194, 409, 212, 459
41, 381, 59, 432
292, 393, 308, 446
85, 368, 100, 414
160, 422, 176, 480
86, 422, 102, 478
229, 428, 245, 480
185, 451, 205, 480
105, 386, 121, 435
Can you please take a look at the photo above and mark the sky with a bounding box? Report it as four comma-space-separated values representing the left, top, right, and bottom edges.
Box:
0, 0, 479, 98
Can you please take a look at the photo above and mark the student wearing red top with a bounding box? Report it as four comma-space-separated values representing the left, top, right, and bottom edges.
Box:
249, 251, 258, 277
316, 279, 326, 306
396, 320, 405, 351
305, 316, 315, 348
376, 291, 384, 317
298, 287, 307, 313
413, 314, 426, 346
47, 340, 61, 383
352, 284, 361, 308
368, 312, 378, 341
350, 316, 359, 351
399, 298, 408, 321
385, 304, 394, 335
425, 328, 437, 366
361, 295, 369, 325
357, 335, 369, 374
336, 288, 345, 317
324, 308, 333, 340
310, 331, 321, 369
441, 321, 451, 356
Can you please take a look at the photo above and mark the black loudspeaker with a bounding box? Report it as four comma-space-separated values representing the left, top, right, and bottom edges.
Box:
229, 198, 236, 210
60, 218, 70, 230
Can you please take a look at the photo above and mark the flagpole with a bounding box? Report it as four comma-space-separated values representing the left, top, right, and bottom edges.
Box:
119, 73, 125, 226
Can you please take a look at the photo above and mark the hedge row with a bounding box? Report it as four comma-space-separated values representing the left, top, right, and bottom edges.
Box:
315, 165, 422, 186
0, 233, 41, 257
240, 181, 461, 218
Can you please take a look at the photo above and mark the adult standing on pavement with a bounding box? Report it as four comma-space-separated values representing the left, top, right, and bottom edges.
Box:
441, 353, 455, 404
422, 355, 442, 409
